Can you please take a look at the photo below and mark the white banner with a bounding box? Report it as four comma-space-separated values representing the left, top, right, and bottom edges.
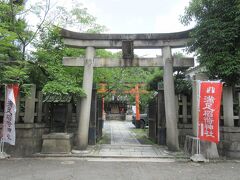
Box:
2, 85, 19, 145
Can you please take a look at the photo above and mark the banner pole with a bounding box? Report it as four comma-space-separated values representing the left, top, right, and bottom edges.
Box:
0, 138, 5, 158
190, 80, 206, 162
2, 139, 4, 154
0, 138, 3, 153
197, 80, 200, 155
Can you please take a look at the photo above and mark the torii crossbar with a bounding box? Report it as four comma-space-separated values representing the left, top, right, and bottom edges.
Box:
60, 28, 194, 151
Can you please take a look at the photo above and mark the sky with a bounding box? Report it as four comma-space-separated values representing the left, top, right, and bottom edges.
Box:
53, 0, 194, 33
28, 0, 195, 57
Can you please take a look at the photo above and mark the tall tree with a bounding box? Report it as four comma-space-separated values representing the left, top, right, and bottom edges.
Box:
0, 0, 51, 85
181, 0, 240, 85
33, 2, 107, 97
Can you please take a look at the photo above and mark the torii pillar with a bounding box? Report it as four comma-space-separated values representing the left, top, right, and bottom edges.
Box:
162, 46, 179, 151
78, 47, 95, 150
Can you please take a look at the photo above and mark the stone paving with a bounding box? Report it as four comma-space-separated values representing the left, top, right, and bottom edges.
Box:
92, 120, 160, 157
87, 120, 185, 158
105, 120, 140, 145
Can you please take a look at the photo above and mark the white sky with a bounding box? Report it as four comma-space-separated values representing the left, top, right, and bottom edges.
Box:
27, 0, 195, 57
54, 0, 193, 34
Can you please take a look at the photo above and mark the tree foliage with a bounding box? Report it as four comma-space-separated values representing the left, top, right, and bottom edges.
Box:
0, 0, 52, 88
0, 0, 107, 97
47, 0, 106, 33
181, 0, 240, 85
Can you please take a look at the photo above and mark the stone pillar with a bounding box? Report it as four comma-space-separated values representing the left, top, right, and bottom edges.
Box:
24, 84, 36, 123
77, 47, 95, 150
223, 86, 234, 127
37, 91, 43, 123
162, 46, 179, 151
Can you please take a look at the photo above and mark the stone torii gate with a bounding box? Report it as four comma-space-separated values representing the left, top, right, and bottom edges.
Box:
60, 28, 194, 151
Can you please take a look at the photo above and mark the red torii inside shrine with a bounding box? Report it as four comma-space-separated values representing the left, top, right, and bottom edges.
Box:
97, 83, 148, 122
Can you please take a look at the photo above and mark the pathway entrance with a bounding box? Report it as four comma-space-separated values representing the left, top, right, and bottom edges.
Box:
93, 120, 179, 157
105, 120, 140, 145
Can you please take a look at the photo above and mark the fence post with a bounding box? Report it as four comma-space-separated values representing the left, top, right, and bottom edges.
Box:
24, 84, 36, 123
43, 103, 49, 123
64, 103, 72, 132
223, 86, 234, 127
157, 90, 166, 145
238, 92, 240, 126
182, 95, 188, 124
175, 95, 179, 122
37, 91, 43, 123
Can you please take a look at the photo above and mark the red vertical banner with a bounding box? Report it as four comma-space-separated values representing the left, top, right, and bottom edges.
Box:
135, 84, 140, 121
198, 81, 223, 143
2, 84, 19, 145
102, 97, 104, 114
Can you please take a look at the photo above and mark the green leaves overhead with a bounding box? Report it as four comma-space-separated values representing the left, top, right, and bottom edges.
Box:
181, 0, 240, 85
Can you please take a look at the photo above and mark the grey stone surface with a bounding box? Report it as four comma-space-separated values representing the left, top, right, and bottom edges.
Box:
77, 47, 95, 150
61, 28, 191, 48
66, 120, 184, 158
37, 120, 187, 158
223, 86, 234, 127
1, 158, 240, 180
63, 57, 194, 68
61, 28, 192, 40
106, 114, 125, 121
42, 133, 73, 154
163, 46, 179, 151
2, 123, 49, 157
24, 85, 36, 123
190, 154, 207, 162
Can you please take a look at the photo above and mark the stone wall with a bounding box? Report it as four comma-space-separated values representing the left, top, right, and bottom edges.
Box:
1, 123, 50, 157
179, 125, 240, 158
218, 127, 240, 158
106, 114, 125, 121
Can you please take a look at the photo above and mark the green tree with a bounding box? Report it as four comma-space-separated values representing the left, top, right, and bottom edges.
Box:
32, 2, 107, 97
0, 0, 51, 86
0, 0, 29, 85
33, 26, 85, 97
181, 0, 240, 85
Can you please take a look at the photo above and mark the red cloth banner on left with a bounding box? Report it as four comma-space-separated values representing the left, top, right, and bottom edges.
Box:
2, 84, 19, 145
198, 81, 223, 143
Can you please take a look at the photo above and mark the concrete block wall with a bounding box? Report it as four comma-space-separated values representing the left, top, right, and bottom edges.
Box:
2, 123, 50, 157
218, 127, 240, 158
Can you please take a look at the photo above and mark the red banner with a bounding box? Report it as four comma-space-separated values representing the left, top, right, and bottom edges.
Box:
135, 84, 140, 121
198, 81, 223, 143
